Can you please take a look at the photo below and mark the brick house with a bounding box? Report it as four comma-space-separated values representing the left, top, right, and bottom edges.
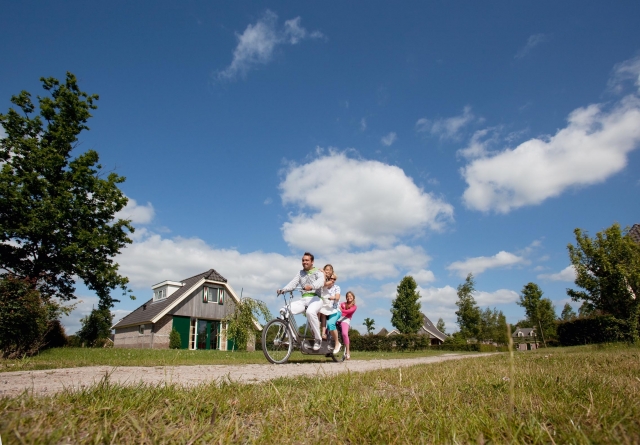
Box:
112, 269, 241, 350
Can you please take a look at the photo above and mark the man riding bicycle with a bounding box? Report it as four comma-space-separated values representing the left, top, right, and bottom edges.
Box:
277, 252, 325, 350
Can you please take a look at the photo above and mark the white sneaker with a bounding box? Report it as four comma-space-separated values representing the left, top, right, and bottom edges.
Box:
333, 342, 342, 355
313, 340, 321, 351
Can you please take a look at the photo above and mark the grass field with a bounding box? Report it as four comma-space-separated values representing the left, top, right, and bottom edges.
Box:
1, 343, 639, 444
0, 347, 459, 373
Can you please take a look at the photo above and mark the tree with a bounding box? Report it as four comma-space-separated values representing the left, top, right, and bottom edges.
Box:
169, 328, 181, 349
363, 317, 376, 335
390, 276, 423, 334
455, 274, 481, 339
223, 297, 271, 351
560, 303, 577, 321
567, 223, 640, 340
77, 308, 113, 347
436, 318, 446, 334
517, 282, 557, 345
0, 274, 69, 358
478, 307, 508, 345
0, 73, 134, 310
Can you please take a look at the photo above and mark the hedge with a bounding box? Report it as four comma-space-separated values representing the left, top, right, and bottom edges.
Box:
557, 315, 632, 346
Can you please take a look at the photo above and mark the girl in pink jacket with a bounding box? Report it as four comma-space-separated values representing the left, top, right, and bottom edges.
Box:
339, 291, 357, 360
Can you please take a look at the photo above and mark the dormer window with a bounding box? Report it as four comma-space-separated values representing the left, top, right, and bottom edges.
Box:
154, 289, 166, 301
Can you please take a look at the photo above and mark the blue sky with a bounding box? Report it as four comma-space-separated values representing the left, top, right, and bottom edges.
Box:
2, 1, 640, 335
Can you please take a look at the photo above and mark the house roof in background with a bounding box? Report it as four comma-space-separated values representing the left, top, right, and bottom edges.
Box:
419, 313, 447, 341
628, 224, 640, 245
112, 269, 227, 328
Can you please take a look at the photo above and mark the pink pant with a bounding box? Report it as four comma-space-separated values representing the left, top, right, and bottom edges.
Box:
340, 320, 350, 345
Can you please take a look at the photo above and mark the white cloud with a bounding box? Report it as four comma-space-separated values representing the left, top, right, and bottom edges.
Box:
217, 11, 323, 80
59, 296, 131, 334
474, 289, 519, 305
381, 132, 397, 146
457, 127, 500, 159
114, 197, 155, 225
360, 118, 367, 132
447, 251, 526, 277
410, 269, 436, 286
0, 127, 6, 139
537, 265, 576, 282
462, 93, 640, 213
419, 285, 458, 306
607, 54, 640, 94
416, 106, 475, 140
279, 152, 454, 254
515, 33, 549, 59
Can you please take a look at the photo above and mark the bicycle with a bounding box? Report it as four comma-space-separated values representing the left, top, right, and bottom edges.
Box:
261, 289, 344, 364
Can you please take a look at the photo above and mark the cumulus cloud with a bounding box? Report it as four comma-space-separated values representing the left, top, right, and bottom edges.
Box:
461, 89, 640, 213
416, 106, 475, 140
474, 289, 520, 305
59, 296, 131, 333
537, 265, 576, 282
279, 152, 454, 254
381, 132, 397, 146
114, 197, 155, 225
608, 54, 640, 94
217, 11, 323, 80
514, 33, 549, 59
457, 127, 500, 159
447, 251, 526, 277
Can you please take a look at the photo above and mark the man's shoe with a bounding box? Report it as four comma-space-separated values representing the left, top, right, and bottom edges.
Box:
333, 342, 342, 355
313, 340, 321, 351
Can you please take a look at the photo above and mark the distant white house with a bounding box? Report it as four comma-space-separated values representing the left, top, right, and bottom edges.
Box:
512, 327, 538, 351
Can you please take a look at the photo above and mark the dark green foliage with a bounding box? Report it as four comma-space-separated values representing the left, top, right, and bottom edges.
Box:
557, 315, 631, 346
478, 307, 509, 345
44, 319, 68, 349
0, 73, 134, 309
0, 274, 66, 358
223, 297, 271, 351
455, 274, 481, 339
362, 317, 375, 335
348, 327, 361, 338
560, 303, 577, 321
390, 276, 423, 334
433, 343, 509, 352
349, 333, 431, 351
169, 328, 181, 349
436, 317, 446, 334
567, 223, 640, 340
77, 308, 113, 347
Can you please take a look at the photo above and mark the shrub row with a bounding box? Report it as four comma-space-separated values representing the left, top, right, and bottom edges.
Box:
349, 334, 432, 351
557, 315, 632, 346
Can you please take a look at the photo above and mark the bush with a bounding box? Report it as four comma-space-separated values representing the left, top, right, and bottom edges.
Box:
0, 275, 64, 358
43, 319, 68, 349
169, 328, 182, 349
557, 315, 631, 346
350, 334, 431, 352
76, 308, 113, 347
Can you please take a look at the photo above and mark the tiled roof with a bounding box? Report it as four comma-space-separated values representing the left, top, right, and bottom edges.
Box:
512, 327, 536, 337
628, 224, 640, 245
419, 313, 447, 341
113, 269, 227, 328
376, 327, 389, 336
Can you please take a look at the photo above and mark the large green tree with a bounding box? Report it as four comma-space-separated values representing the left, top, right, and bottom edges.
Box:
223, 297, 271, 351
77, 308, 113, 347
390, 276, 423, 334
560, 303, 577, 321
517, 282, 557, 343
567, 223, 640, 340
478, 307, 508, 345
0, 73, 133, 309
455, 273, 481, 339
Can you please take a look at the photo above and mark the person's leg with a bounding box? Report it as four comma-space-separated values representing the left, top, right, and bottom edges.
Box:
288, 298, 308, 316
319, 314, 327, 339
341, 321, 350, 358
305, 297, 323, 346
327, 312, 341, 354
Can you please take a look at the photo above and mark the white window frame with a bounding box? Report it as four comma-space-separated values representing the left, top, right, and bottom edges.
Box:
204, 286, 225, 304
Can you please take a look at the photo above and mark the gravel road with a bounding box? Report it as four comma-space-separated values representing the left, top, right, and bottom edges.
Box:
0, 353, 494, 398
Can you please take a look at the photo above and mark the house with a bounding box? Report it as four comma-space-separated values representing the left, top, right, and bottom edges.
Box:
417, 314, 447, 345
512, 327, 539, 351
382, 314, 446, 345
113, 269, 242, 350
629, 224, 640, 245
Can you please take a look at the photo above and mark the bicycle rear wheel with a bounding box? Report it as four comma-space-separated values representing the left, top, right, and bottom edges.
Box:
262, 319, 294, 364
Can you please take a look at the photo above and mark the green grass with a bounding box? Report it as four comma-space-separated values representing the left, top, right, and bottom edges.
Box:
0, 347, 459, 373
1, 344, 639, 444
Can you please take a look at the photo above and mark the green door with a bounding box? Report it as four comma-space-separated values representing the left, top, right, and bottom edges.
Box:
173, 316, 191, 349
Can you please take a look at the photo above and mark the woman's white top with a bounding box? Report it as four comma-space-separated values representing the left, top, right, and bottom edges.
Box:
319, 284, 341, 315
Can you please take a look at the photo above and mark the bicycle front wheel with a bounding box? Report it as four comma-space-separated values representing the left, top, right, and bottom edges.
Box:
262, 319, 294, 364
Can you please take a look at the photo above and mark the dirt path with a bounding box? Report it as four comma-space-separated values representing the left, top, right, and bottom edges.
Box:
0, 353, 494, 398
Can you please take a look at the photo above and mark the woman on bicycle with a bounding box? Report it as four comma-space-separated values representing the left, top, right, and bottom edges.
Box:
339, 291, 357, 360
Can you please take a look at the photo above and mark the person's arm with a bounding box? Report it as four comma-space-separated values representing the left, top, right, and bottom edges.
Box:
309, 270, 325, 291
331, 285, 341, 301
280, 273, 301, 293
341, 304, 357, 318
